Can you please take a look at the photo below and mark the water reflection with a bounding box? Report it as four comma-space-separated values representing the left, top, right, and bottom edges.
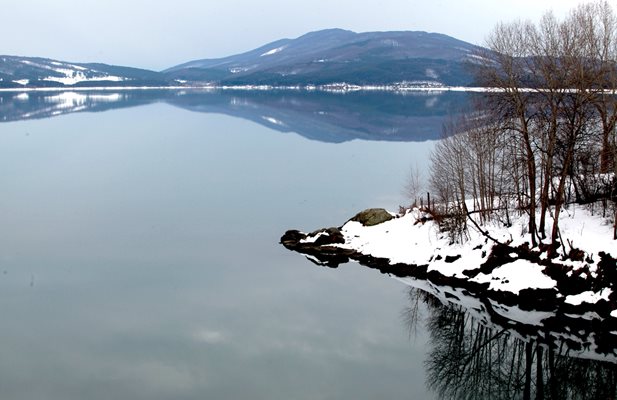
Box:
0, 106, 437, 399
0, 89, 471, 142
405, 286, 617, 399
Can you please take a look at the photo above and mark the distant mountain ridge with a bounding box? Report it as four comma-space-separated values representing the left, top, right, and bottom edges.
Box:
0, 56, 169, 88
165, 29, 484, 86
0, 29, 485, 88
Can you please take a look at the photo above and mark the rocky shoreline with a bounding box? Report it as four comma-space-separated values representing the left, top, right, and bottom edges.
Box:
281, 207, 617, 361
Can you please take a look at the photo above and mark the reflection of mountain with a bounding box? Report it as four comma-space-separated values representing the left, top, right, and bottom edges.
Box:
0, 90, 472, 142
402, 279, 617, 399
0, 90, 168, 123
168, 90, 471, 142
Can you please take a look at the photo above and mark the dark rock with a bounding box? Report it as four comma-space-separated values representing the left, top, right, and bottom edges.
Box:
280, 230, 307, 249
597, 251, 617, 289
349, 208, 394, 226
444, 254, 461, 263
311, 227, 345, 246
568, 247, 585, 262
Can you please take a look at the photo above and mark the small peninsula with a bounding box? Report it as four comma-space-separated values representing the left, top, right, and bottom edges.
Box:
281, 205, 617, 361
282, 206, 616, 312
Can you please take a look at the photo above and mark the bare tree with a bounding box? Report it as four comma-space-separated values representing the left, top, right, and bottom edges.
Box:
445, 0, 617, 249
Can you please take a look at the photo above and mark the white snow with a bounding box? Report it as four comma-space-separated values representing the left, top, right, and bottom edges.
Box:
336, 210, 442, 266
260, 46, 286, 57
261, 116, 285, 126
16, 60, 131, 86
309, 203, 615, 300
12, 79, 29, 85
550, 204, 616, 259
229, 66, 254, 74
565, 289, 612, 305
43, 72, 126, 85
472, 259, 557, 294
300, 231, 328, 244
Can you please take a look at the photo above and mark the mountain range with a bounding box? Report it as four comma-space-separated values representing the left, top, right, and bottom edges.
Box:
0, 29, 485, 89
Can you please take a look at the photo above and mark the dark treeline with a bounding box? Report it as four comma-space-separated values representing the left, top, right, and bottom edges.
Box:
429, 1, 617, 250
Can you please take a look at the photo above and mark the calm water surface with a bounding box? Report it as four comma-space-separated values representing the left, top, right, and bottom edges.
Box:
0, 93, 438, 399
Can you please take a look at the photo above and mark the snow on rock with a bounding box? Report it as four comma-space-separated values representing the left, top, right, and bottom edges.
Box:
300, 231, 329, 244
336, 209, 445, 266
471, 259, 557, 294
565, 289, 612, 306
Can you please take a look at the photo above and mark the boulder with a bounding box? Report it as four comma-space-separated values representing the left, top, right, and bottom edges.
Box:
349, 208, 394, 226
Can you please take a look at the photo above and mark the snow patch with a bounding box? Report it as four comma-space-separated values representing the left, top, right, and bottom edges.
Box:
43, 72, 126, 86
300, 231, 328, 244
565, 289, 612, 306
472, 260, 557, 294
425, 68, 438, 79
261, 46, 286, 57
261, 116, 285, 126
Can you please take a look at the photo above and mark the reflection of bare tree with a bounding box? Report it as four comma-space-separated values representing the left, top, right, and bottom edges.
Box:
405, 289, 617, 399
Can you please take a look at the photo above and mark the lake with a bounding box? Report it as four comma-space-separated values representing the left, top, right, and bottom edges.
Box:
0, 90, 614, 399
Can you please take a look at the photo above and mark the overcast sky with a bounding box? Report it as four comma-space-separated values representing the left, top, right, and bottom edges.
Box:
2, 0, 602, 71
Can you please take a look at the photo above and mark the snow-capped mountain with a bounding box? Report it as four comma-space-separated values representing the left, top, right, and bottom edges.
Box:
0, 29, 487, 88
165, 29, 484, 86
0, 56, 169, 88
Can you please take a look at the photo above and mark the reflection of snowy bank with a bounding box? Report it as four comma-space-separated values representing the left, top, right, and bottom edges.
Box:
408, 286, 617, 399
399, 275, 617, 364
281, 205, 617, 361
7, 92, 127, 120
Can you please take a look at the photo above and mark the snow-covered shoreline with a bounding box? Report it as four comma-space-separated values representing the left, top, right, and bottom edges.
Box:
281, 205, 617, 359
285, 206, 616, 299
